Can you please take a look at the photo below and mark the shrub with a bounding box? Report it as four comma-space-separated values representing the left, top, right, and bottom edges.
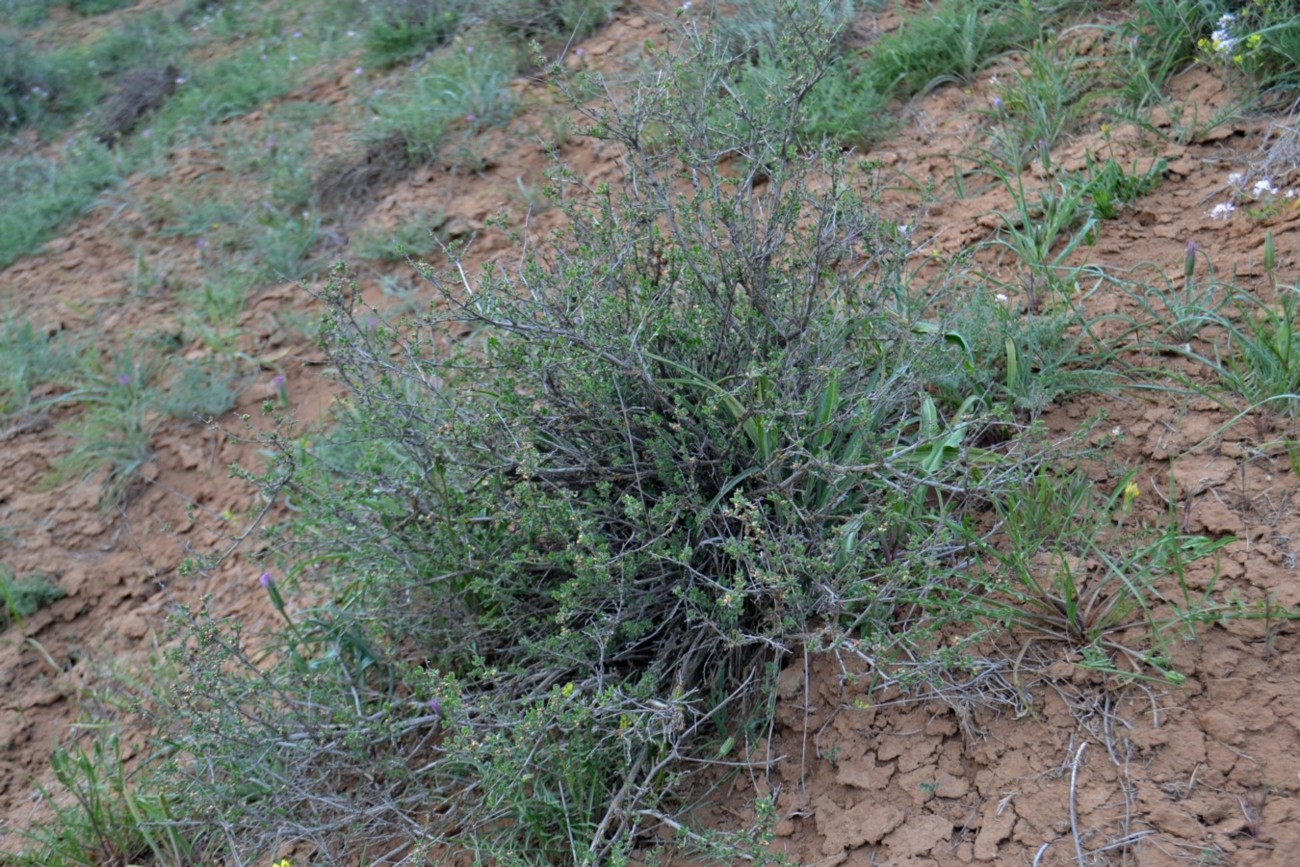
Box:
138, 8, 1080, 863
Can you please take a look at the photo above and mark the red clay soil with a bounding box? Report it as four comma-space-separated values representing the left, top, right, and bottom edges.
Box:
3, 4, 1300, 864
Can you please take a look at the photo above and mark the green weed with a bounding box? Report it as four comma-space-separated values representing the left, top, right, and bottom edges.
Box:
1071, 151, 1167, 220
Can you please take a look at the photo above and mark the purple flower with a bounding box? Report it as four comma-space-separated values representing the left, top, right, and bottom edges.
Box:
267, 134, 276, 150
466, 113, 477, 123
117, 373, 131, 386
575, 47, 586, 57
991, 96, 1003, 110
428, 697, 441, 718
196, 237, 208, 250
274, 374, 286, 389
292, 31, 302, 39
260, 571, 274, 590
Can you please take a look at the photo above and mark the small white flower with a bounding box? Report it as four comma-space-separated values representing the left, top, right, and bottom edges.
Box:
995, 293, 1009, 304
1253, 178, 1280, 198
1227, 171, 1245, 187
1286, 189, 1298, 199
1208, 202, 1236, 221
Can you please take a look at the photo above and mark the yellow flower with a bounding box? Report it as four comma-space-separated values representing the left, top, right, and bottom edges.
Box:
272, 860, 291, 867
1122, 481, 1140, 506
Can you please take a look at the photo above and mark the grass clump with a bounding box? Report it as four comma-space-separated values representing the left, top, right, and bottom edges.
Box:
726, 1, 891, 148
125, 9, 1089, 864
482, 0, 619, 46
68, 0, 134, 13
866, 0, 1039, 100
7, 731, 196, 867
0, 317, 79, 419
365, 0, 467, 67
963, 468, 1232, 683
1, 569, 64, 627
368, 36, 518, 161
351, 209, 447, 261
0, 142, 119, 269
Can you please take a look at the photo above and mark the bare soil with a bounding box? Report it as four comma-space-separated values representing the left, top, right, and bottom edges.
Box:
3, 4, 1299, 864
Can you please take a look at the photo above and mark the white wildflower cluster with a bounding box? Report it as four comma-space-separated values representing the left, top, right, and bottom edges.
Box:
1207, 13, 1240, 57
1207, 171, 1297, 221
